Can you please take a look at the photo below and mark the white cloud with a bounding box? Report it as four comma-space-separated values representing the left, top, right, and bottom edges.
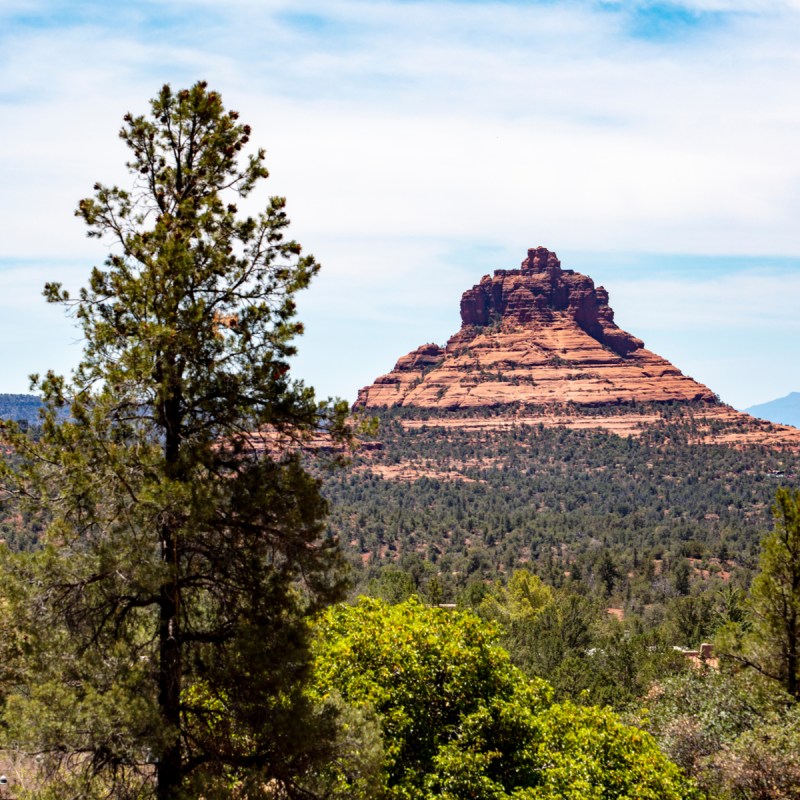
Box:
1, 0, 799, 406
4, 0, 800, 256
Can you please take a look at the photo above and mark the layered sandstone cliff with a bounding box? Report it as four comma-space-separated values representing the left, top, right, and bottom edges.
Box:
355, 247, 717, 410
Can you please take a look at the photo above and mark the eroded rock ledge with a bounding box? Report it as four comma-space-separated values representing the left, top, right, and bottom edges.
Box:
355, 247, 716, 411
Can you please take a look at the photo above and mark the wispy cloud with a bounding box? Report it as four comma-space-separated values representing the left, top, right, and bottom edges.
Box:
1, 0, 799, 405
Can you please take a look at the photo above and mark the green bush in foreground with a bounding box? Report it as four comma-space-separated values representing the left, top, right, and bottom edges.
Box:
312, 597, 699, 799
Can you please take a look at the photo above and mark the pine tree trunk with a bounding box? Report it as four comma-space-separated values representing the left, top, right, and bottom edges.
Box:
157, 550, 182, 800
787, 609, 799, 699
158, 390, 183, 799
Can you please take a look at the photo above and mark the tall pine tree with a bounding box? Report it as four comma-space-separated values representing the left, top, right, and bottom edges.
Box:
745, 487, 800, 698
0, 82, 348, 799
718, 487, 800, 700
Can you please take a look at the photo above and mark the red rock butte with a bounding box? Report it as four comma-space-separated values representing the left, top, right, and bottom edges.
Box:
355, 247, 719, 410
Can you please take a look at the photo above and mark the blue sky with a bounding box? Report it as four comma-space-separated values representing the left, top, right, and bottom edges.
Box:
2, 0, 800, 408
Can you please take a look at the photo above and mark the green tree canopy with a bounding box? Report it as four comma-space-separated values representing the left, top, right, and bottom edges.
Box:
477, 568, 554, 626
311, 597, 699, 799
0, 82, 348, 800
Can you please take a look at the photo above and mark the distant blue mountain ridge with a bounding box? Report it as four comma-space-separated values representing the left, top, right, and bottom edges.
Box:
3, 390, 800, 431
0, 394, 46, 426
744, 392, 800, 429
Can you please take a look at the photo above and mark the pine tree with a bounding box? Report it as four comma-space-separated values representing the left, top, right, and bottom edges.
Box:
717, 487, 800, 700
747, 487, 800, 698
0, 82, 349, 799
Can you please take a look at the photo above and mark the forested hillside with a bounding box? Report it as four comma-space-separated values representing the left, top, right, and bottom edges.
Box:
314, 406, 800, 798
0, 394, 42, 426
328, 403, 797, 601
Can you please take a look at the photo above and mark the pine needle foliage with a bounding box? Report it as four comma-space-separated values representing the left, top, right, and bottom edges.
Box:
719, 487, 800, 699
0, 81, 348, 800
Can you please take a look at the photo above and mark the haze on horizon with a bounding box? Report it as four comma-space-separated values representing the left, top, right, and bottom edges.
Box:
1, 0, 799, 410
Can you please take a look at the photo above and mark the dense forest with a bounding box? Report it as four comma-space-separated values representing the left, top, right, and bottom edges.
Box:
314, 406, 800, 798
327, 404, 796, 598
6, 397, 800, 796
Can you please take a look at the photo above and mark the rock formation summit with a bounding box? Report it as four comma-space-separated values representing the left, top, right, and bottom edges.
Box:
355, 247, 717, 410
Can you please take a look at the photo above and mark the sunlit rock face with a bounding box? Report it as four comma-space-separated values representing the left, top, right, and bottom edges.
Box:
355, 247, 716, 410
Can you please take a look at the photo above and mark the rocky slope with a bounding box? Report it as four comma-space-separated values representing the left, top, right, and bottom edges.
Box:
354, 247, 800, 449
356, 247, 717, 410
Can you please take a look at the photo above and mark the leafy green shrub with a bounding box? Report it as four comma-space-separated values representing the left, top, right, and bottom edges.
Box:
312, 597, 699, 799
